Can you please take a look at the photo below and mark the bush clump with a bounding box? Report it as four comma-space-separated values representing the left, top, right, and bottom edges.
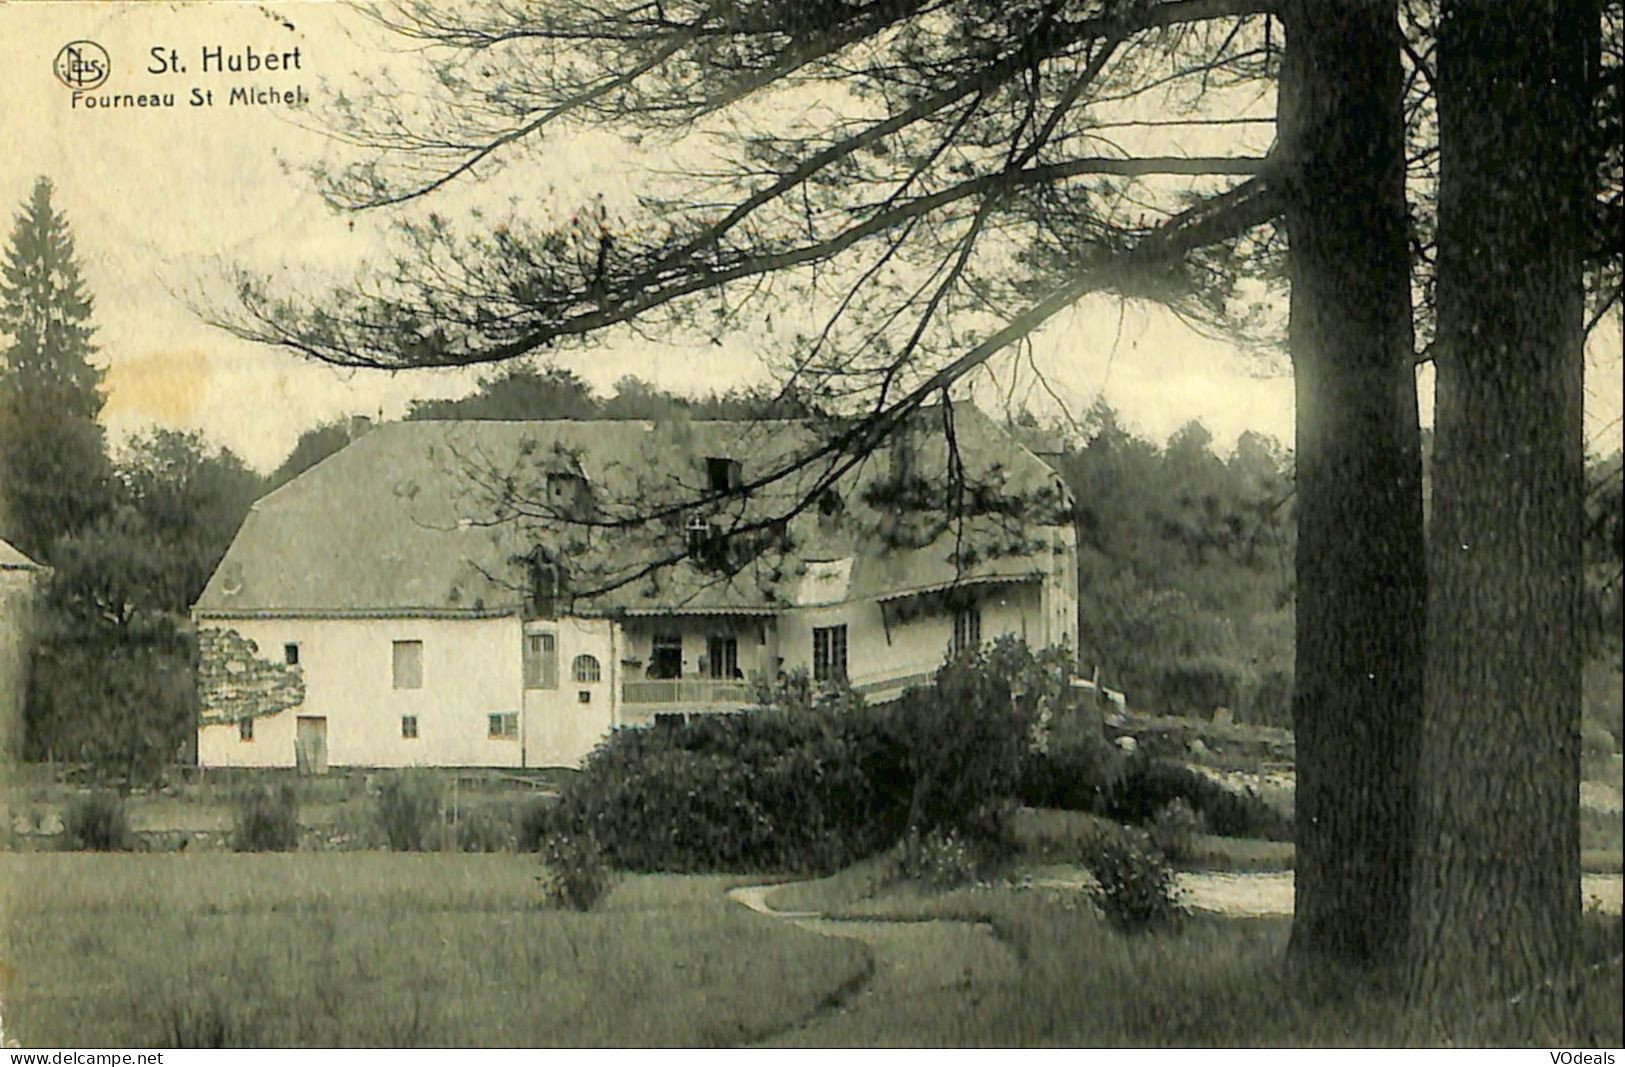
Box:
551, 639, 1078, 874
886, 640, 1059, 835
517, 796, 557, 852
455, 803, 518, 853
1151, 657, 1241, 720
1147, 797, 1203, 864
898, 826, 986, 890
374, 771, 444, 852
1106, 755, 1292, 840
1018, 733, 1126, 814
1086, 827, 1187, 931
539, 831, 614, 911
232, 783, 300, 852
63, 790, 132, 851
552, 703, 903, 873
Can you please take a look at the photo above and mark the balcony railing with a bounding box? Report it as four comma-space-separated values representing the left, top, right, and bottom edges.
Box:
852, 670, 936, 699
621, 678, 756, 706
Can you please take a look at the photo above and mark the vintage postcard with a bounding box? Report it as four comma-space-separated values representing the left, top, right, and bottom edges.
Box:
1, 0, 1620, 1053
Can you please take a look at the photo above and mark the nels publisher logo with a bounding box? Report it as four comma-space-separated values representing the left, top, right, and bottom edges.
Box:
53, 40, 110, 90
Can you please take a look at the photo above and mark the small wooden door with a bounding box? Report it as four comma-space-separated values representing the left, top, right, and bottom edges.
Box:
295, 716, 328, 775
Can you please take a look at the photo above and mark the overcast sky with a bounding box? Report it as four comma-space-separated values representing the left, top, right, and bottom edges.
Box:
2, 2, 1619, 473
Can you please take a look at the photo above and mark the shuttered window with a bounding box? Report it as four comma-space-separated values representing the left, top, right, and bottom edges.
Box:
813, 625, 847, 684
524, 632, 558, 689
952, 606, 982, 657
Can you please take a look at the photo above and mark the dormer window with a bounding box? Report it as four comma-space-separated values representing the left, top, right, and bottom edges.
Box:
685, 513, 716, 556
706, 456, 742, 494
685, 513, 730, 569
544, 470, 592, 518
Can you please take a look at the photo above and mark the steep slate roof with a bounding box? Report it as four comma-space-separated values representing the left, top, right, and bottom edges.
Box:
195, 402, 1070, 618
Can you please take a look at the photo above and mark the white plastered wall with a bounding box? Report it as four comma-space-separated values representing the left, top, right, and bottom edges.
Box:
197, 614, 525, 768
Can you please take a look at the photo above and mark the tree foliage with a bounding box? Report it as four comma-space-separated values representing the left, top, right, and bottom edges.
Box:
214, 0, 1283, 434
404, 364, 823, 421
23, 413, 264, 782
0, 176, 114, 560
1051, 401, 1293, 723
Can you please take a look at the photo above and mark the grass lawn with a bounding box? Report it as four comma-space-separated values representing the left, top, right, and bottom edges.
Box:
765, 851, 905, 913
801, 885, 1624, 1047
0, 853, 868, 1047
1011, 807, 1625, 874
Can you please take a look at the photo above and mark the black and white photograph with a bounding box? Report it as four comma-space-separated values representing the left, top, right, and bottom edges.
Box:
0, 0, 1621, 1051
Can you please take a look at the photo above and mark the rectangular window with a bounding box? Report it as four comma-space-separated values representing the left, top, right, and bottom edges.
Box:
706, 456, 742, 493
707, 635, 739, 679
392, 640, 423, 689
952, 606, 982, 657
812, 625, 848, 684
284, 642, 300, 666
488, 711, 518, 740
238, 716, 254, 742
650, 633, 683, 680
523, 631, 558, 689
401, 715, 418, 740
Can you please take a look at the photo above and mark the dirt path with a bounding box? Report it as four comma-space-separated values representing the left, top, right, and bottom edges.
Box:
1025, 871, 1625, 917
729, 885, 1019, 1046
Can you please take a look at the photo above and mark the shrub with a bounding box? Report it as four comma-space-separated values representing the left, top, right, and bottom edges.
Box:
1243, 668, 1294, 729
62, 790, 131, 851
322, 802, 386, 850
1018, 733, 1126, 814
552, 705, 904, 873
1148, 797, 1203, 864
1086, 827, 1187, 931
517, 796, 557, 852
374, 771, 444, 852
455, 804, 517, 853
898, 826, 983, 890
1107, 755, 1292, 841
1152, 658, 1241, 720
539, 831, 614, 910
884, 638, 1061, 835
232, 783, 300, 852
552, 639, 1075, 874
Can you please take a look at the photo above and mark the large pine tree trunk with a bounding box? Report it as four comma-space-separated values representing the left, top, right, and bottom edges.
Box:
1409, 0, 1595, 1039
1278, 0, 1427, 968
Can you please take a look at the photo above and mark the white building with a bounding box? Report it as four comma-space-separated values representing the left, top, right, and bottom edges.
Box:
193, 402, 1079, 771
1, 538, 47, 762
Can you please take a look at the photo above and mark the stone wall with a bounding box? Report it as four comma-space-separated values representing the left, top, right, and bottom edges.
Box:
197, 627, 305, 726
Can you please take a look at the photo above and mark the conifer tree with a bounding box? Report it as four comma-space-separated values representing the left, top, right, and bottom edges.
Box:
0, 176, 114, 559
